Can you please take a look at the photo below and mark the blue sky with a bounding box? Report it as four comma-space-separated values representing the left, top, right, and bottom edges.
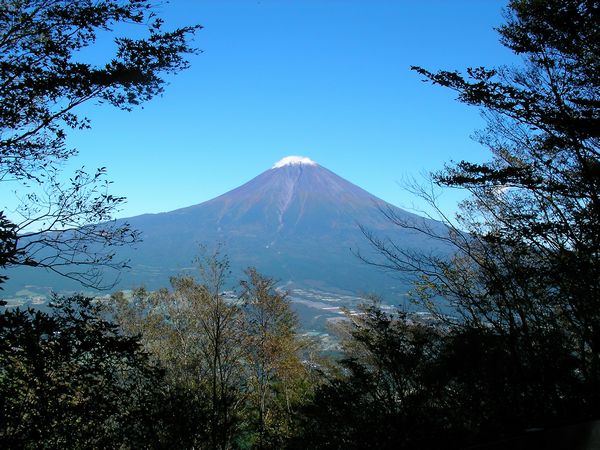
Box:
59, 0, 515, 219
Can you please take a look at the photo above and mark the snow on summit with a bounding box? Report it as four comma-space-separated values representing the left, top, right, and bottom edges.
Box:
272, 156, 317, 169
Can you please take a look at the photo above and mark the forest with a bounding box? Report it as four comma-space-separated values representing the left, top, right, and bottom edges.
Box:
1, 0, 599, 448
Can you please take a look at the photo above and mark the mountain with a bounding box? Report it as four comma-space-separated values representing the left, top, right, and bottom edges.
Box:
119, 156, 446, 296
3, 156, 449, 308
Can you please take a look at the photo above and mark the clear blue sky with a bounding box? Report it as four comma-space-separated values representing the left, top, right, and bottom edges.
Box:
60, 0, 515, 220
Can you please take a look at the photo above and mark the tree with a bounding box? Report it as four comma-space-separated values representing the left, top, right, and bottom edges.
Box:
240, 268, 309, 449
366, 0, 600, 435
0, 0, 199, 289
107, 251, 247, 450
0, 294, 187, 449
107, 261, 321, 449
292, 300, 453, 450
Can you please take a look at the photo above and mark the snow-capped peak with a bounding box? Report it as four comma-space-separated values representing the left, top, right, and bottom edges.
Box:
272, 156, 317, 169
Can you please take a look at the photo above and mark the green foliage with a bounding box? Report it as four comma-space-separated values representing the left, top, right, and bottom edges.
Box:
293, 301, 589, 449
352, 0, 600, 446
0, 212, 17, 291
0, 294, 188, 449
292, 302, 448, 450
407, 0, 600, 412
